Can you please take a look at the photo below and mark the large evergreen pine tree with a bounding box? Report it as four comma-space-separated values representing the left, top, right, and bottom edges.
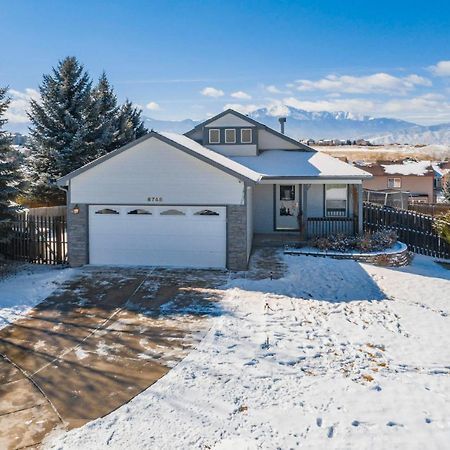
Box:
115, 99, 147, 149
27, 57, 147, 205
90, 73, 147, 155
90, 72, 120, 157
0, 87, 22, 244
28, 57, 95, 204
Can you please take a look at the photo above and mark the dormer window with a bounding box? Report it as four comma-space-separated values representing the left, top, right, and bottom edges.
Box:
209, 129, 220, 144
241, 128, 252, 144
225, 129, 236, 144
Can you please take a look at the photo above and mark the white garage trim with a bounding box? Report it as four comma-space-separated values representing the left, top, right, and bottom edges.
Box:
88, 205, 226, 269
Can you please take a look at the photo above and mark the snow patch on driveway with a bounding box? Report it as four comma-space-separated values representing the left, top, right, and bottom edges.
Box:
45, 255, 450, 450
0, 265, 78, 329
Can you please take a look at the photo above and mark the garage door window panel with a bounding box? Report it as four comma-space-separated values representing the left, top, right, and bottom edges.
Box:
194, 209, 220, 216
127, 208, 152, 215
160, 209, 185, 216
95, 208, 120, 215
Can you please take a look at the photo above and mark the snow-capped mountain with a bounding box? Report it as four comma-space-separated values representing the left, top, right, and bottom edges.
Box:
143, 107, 450, 145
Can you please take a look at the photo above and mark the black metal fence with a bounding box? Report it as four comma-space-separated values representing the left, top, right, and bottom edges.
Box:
363, 202, 450, 259
408, 202, 450, 217
0, 212, 68, 264
307, 217, 357, 238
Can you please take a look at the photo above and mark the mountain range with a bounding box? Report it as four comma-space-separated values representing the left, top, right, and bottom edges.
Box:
143, 107, 450, 145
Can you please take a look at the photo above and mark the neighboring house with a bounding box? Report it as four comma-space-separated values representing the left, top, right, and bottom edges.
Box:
57, 109, 371, 270
432, 161, 450, 201
355, 160, 435, 203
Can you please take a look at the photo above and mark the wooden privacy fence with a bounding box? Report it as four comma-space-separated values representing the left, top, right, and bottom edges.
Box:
363, 202, 450, 259
0, 210, 68, 265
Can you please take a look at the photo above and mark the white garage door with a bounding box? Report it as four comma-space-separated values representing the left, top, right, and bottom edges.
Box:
89, 205, 226, 268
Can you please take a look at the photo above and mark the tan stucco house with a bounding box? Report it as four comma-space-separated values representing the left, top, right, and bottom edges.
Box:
355, 160, 435, 203
57, 109, 371, 270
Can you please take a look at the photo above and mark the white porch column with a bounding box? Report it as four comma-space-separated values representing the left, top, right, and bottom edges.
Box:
358, 184, 363, 234
302, 184, 310, 239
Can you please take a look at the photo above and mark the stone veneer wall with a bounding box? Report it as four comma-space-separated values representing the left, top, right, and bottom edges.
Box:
67, 203, 89, 267
286, 246, 412, 267
227, 204, 248, 270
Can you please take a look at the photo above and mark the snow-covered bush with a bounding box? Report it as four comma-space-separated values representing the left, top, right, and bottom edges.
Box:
370, 230, 398, 250
311, 229, 397, 253
434, 212, 450, 245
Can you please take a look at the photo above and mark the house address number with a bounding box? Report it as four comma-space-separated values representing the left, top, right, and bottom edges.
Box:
148, 196, 163, 202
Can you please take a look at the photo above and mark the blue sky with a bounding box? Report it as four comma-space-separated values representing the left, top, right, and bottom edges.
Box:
2, 0, 450, 129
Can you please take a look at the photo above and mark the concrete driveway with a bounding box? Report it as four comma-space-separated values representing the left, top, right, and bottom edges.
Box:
0, 267, 228, 449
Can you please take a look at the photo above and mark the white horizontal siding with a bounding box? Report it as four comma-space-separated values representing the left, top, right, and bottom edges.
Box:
207, 144, 257, 157
307, 184, 324, 217
205, 113, 256, 128
253, 184, 274, 233
70, 138, 244, 205
258, 129, 301, 150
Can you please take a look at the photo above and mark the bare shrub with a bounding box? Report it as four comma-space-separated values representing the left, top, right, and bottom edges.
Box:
311, 229, 398, 253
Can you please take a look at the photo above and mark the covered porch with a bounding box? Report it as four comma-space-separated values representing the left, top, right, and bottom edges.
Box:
250, 181, 363, 240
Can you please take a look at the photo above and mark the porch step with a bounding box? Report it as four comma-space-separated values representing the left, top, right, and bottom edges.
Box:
253, 233, 307, 248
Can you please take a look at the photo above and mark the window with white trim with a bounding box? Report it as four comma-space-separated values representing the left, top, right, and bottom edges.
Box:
225, 129, 236, 143
241, 128, 252, 144
208, 129, 220, 144
387, 177, 401, 188
325, 184, 347, 217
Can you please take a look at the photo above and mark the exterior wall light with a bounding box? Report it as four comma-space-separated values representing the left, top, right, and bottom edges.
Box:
72, 204, 80, 215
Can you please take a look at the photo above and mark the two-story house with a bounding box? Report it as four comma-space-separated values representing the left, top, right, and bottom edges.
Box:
57, 109, 371, 270
355, 160, 435, 203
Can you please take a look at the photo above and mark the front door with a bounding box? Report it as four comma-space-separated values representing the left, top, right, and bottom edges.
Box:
275, 184, 300, 230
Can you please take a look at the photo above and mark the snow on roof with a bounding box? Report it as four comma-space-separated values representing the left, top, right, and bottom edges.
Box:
432, 162, 450, 177
381, 160, 432, 176
58, 132, 371, 185
161, 132, 261, 182
231, 150, 372, 179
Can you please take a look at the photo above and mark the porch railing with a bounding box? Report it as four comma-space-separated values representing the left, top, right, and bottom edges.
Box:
307, 217, 357, 238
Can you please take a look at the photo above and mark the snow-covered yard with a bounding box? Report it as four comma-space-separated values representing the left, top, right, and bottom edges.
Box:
41, 254, 449, 449
0, 265, 78, 329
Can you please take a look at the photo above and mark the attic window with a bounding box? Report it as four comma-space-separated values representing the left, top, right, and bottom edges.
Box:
127, 209, 152, 215
95, 208, 119, 215
194, 209, 220, 216
209, 129, 220, 144
225, 129, 236, 144
160, 209, 185, 216
241, 129, 252, 144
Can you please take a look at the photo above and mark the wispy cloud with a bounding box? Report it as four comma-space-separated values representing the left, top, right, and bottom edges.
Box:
231, 90, 252, 100
265, 85, 291, 95
283, 97, 375, 113
224, 101, 290, 117
200, 87, 224, 98
224, 103, 262, 115
294, 72, 431, 95
146, 101, 160, 111
5, 88, 39, 124
429, 60, 450, 77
